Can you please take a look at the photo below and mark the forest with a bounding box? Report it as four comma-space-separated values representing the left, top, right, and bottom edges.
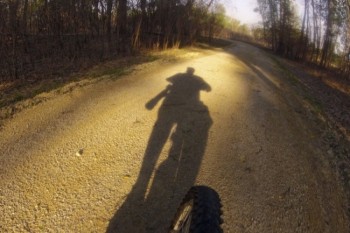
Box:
0, 0, 349, 81
0, 0, 229, 81
254, 0, 350, 76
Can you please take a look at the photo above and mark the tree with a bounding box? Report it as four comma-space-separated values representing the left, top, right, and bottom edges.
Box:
0, 0, 241, 81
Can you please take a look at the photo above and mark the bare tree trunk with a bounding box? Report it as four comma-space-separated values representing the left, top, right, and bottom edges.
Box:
320, 0, 334, 68
140, 0, 147, 29
268, 0, 278, 51
117, 0, 129, 52
297, 0, 309, 60
22, 0, 28, 34
311, 0, 321, 63
93, 0, 100, 36
302, 2, 310, 60
132, 17, 142, 49
117, 0, 127, 36
106, 0, 113, 40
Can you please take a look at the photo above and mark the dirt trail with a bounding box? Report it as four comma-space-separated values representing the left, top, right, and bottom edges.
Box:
0, 42, 348, 232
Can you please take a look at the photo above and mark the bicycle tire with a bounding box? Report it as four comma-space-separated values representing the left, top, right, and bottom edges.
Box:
169, 186, 223, 233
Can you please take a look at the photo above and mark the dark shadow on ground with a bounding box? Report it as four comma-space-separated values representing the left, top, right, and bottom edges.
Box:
106, 67, 213, 233
225, 44, 280, 94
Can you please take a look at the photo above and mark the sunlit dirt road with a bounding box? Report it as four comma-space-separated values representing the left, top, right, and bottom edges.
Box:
0, 41, 349, 232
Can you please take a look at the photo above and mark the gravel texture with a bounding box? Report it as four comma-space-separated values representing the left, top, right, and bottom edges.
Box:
0, 42, 348, 232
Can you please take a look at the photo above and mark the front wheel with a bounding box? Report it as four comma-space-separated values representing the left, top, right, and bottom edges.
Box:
169, 186, 223, 233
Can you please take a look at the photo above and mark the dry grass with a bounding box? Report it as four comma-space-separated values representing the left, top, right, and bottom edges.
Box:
0, 44, 221, 123
304, 67, 350, 96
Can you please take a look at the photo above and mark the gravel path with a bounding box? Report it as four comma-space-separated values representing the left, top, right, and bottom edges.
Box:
0, 42, 348, 232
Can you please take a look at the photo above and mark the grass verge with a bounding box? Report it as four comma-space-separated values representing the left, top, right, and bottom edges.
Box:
0, 41, 229, 123
269, 54, 324, 114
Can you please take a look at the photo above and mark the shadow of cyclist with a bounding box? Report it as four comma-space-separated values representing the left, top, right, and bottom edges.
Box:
107, 67, 212, 233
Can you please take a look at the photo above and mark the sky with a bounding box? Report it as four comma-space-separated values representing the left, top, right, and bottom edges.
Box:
222, 0, 305, 26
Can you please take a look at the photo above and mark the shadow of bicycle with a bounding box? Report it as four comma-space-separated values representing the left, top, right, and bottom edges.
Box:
106, 67, 213, 233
